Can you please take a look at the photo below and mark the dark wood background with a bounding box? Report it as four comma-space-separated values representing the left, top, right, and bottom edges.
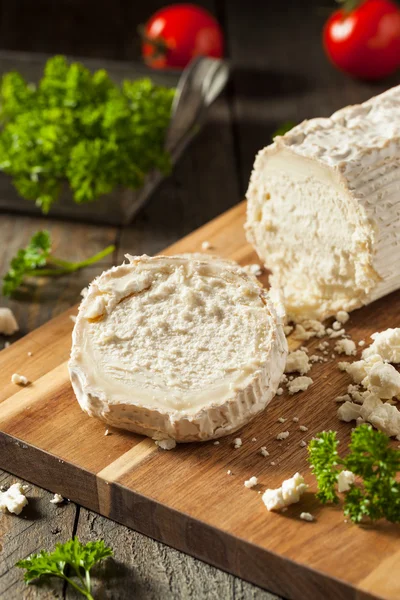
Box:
0, 1, 399, 598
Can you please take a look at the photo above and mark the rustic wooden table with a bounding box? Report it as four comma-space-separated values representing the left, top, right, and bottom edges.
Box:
0, 1, 398, 598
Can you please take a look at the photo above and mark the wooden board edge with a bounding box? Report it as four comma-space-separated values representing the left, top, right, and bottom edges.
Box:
0, 430, 377, 600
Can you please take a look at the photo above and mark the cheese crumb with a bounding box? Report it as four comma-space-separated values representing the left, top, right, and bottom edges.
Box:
283, 325, 293, 336
276, 431, 289, 441
300, 440, 307, 447
334, 394, 352, 403
11, 373, 28, 386
104, 429, 110, 436
334, 339, 357, 356
0, 307, 19, 335
358, 340, 365, 347
276, 387, 284, 396
260, 447, 269, 457
338, 401, 362, 422
227, 470, 232, 475
288, 376, 313, 394
155, 438, 176, 450
243, 263, 263, 277
336, 311, 350, 324
270, 461, 276, 466
300, 512, 314, 522
332, 321, 342, 331
201, 241, 212, 251
329, 328, 345, 338
299, 425, 308, 432
338, 470, 355, 493
213, 440, 220, 445
366, 362, 400, 399
0, 483, 28, 515
233, 438, 242, 449
50, 493, 64, 504
251, 437, 257, 442
292, 416, 299, 422
285, 350, 311, 375
262, 473, 308, 511
244, 476, 258, 489
362, 328, 400, 363
277, 417, 286, 423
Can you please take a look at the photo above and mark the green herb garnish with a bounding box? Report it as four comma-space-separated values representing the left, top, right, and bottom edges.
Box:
16, 537, 112, 599
308, 425, 400, 523
2, 230, 114, 296
0, 55, 175, 212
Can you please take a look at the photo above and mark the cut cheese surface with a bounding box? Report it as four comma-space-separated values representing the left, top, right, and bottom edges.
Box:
246, 85, 400, 322
69, 254, 287, 442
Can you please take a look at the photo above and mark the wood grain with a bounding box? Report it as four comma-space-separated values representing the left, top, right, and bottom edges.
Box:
1, 202, 399, 600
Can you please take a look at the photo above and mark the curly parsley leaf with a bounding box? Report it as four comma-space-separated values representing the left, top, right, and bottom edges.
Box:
16, 537, 113, 599
308, 425, 400, 523
308, 430, 343, 504
0, 55, 175, 212
2, 230, 114, 296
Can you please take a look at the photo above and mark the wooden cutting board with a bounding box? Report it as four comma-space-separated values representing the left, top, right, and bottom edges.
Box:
1, 201, 399, 600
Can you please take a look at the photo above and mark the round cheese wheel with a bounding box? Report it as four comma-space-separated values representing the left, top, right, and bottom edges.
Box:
69, 254, 287, 442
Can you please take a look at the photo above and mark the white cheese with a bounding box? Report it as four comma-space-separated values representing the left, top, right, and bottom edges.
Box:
0, 483, 28, 515
69, 254, 287, 442
242, 263, 263, 277
233, 437, 243, 449
339, 393, 400, 438
285, 350, 310, 375
336, 311, 350, 324
50, 493, 64, 504
276, 431, 289, 440
362, 328, 400, 363
287, 376, 313, 394
155, 438, 176, 450
244, 476, 258, 488
337, 401, 362, 422
246, 86, 400, 321
260, 446, 269, 457
0, 308, 19, 335
11, 373, 28, 386
299, 425, 308, 432
300, 512, 314, 522
364, 362, 400, 399
338, 470, 355, 493
201, 241, 212, 251
262, 473, 308, 511
334, 339, 356, 356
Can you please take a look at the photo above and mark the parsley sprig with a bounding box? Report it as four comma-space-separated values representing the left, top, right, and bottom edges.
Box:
308, 425, 400, 523
0, 55, 175, 212
2, 230, 114, 296
16, 537, 112, 599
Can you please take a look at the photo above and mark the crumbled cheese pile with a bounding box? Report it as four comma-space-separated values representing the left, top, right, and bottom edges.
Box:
0, 307, 19, 336
0, 483, 28, 515
337, 327, 400, 439
262, 473, 308, 511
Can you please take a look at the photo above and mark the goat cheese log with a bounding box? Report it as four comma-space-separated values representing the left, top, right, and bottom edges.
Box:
246, 85, 400, 322
69, 254, 287, 442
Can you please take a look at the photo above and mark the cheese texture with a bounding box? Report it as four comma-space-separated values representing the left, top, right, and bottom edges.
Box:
0, 483, 28, 515
262, 472, 308, 511
69, 254, 287, 442
246, 86, 400, 321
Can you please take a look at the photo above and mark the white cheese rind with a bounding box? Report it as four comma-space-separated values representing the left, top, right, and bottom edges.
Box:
246, 86, 400, 321
69, 254, 287, 442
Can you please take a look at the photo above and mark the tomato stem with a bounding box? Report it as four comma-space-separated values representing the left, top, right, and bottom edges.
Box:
336, 0, 364, 13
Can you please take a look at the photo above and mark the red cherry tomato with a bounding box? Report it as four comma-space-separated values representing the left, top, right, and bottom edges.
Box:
323, 0, 400, 80
142, 3, 224, 69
